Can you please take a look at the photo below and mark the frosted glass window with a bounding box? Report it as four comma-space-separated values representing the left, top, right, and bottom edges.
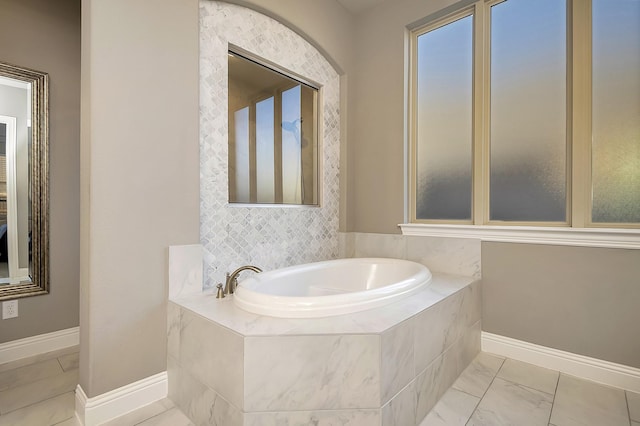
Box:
415, 15, 473, 220
256, 97, 275, 203
282, 86, 302, 204
490, 0, 567, 222
233, 107, 250, 203
592, 0, 640, 223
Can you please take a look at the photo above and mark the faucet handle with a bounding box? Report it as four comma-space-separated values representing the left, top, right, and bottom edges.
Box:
215, 283, 225, 299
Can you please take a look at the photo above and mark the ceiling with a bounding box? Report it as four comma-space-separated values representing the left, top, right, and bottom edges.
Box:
336, 0, 387, 15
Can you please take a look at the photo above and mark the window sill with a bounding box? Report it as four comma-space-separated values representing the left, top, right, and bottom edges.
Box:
398, 223, 640, 249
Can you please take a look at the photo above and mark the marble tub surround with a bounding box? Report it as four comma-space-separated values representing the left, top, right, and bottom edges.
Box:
167, 275, 481, 425
169, 273, 477, 337
342, 232, 482, 279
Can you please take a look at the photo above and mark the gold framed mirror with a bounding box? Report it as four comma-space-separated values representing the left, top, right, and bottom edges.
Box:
0, 61, 48, 300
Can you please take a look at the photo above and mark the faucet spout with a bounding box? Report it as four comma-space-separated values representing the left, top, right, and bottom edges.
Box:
224, 265, 262, 295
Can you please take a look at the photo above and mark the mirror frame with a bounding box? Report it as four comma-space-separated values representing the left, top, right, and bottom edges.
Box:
0, 61, 49, 300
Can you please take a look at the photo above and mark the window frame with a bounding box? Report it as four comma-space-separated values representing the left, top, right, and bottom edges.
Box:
404, 0, 640, 248
409, 7, 477, 226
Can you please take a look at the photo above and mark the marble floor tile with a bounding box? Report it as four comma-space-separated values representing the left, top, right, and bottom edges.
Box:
550, 374, 629, 426
632, 421, 640, 426
0, 358, 63, 391
136, 407, 194, 426
0, 346, 78, 374
102, 399, 176, 426
468, 377, 553, 426
57, 353, 79, 372
496, 358, 559, 395
420, 387, 479, 426
452, 352, 504, 398
0, 368, 78, 414
0, 391, 75, 426
628, 390, 640, 422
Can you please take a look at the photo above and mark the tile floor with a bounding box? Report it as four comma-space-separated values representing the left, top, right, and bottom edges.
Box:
0, 348, 638, 426
421, 352, 640, 426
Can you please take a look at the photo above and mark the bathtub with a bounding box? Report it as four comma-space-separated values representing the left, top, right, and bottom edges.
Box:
233, 257, 432, 318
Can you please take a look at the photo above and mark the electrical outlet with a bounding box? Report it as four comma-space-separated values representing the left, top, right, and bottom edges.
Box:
2, 300, 18, 319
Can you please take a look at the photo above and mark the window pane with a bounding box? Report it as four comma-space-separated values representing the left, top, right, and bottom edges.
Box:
592, 0, 640, 223
490, 0, 567, 222
256, 97, 275, 203
282, 85, 302, 204
233, 107, 250, 203
416, 16, 473, 220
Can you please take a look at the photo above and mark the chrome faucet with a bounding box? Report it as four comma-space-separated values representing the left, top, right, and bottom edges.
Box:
224, 265, 262, 295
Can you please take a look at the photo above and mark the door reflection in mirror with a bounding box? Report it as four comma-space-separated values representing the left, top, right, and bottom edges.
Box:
228, 50, 319, 206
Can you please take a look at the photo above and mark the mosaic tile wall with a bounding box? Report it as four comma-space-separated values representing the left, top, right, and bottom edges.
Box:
199, 1, 341, 287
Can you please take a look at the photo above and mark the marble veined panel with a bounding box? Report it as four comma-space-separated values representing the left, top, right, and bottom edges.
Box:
168, 245, 203, 299
353, 232, 407, 259
179, 308, 244, 409
167, 301, 181, 361
414, 290, 465, 376
382, 380, 417, 426
381, 319, 415, 404
406, 235, 481, 279
169, 360, 242, 426
415, 346, 460, 422
349, 233, 481, 278
244, 334, 380, 411
199, 1, 341, 289
422, 387, 480, 426
244, 410, 380, 426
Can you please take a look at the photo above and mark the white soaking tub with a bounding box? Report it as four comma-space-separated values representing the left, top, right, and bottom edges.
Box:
233, 258, 432, 318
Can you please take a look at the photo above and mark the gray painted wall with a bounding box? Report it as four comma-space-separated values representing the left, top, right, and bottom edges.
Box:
482, 242, 640, 369
0, 0, 80, 343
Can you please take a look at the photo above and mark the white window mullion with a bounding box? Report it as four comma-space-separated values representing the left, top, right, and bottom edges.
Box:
477, 0, 492, 225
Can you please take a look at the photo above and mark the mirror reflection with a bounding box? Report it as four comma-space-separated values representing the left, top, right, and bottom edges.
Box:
0, 61, 48, 300
0, 77, 31, 285
228, 51, 319, 205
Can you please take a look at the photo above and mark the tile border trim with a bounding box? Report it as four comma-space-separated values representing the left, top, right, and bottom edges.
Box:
75, 372, 168, 426
0, 326, 79, 364
482, 332, 640, 393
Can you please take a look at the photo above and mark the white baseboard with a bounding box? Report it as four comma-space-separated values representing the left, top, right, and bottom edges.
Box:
482, 332, 640, 393
0, 327, 79, 364
75, 372, 168, 426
